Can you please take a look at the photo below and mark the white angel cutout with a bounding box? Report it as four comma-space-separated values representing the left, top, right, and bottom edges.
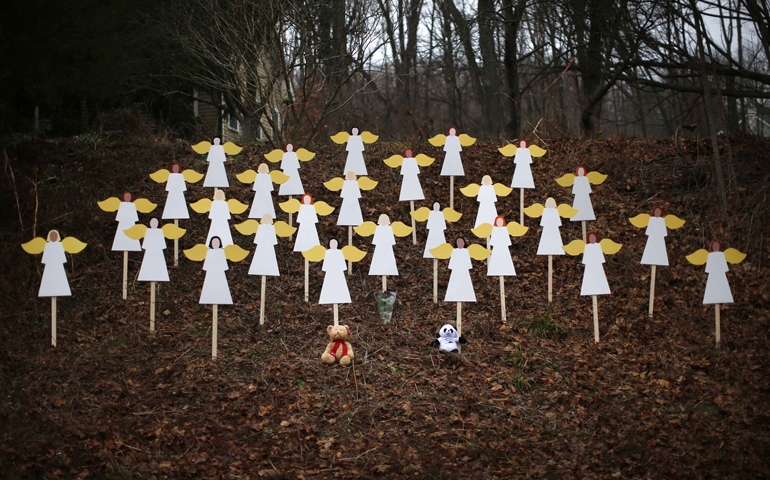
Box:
556, 167, 608, 240
563, 233, 623, 343
264, 143, 316, 197
98, 192, 157, 299
184, 237, 249, 359
428, 128, 477, 209
498, 140, 547, 224
190, 188, 249, 247
236, 163, 290, 220
191, 137, 243, 188
22, 231, 87, 347
123, 219, 186, 332
302, 239, 367, 325
460, 175, 513, 228
324, 171, 379, 228
629, 207, 687, 317
410, 202, 462, 303
687, 242, 746, 345
330, 128, 379, 175
384, 148, 435, 244
355, 215, 413, 291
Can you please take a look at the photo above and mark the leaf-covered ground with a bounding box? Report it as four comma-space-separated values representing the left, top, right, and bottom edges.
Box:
1, 133, 769, 479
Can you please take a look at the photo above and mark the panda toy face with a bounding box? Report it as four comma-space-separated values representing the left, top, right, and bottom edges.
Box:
436, 324, 461, 353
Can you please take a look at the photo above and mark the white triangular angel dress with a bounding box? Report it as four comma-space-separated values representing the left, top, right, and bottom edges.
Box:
510, 148, 535, 189
39, 241, 71, 297
205, 200, 234, 247
580, 243, 610, 296
199, 249, 232, 305
440, 136, 464, 176
337, 180, 363, 226
137, 228, 169, 282
703, 252, 734, 304
344, 135, 367, 175
278, 152, 304, 196
640, 216, 668, 266
487, 226, 516, 276
319, 249, 351, 304
162, 173, 190, 220
293, 204, 320, 252
398, 157, 425, 201
571, 176, 595, 221
112, 202, 142, 252
369, 225, 398, 276
248, 172, 277, 219
474, 184, 498, 228
248, 224, 279, 276
536, 208, 565, 256
203, 144, 229, 188
444, 248, 476, 302
423, 210, 447, 259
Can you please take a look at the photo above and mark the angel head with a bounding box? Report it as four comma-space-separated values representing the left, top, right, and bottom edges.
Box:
710, 240, 722, 252
302, 194, 313, 205
213, 136, 221, 146
576, 166, 587, 177
149, 218, 160, 229
482, 175, 492, 186
47, 230, 61, 242
351, 127, 359, 135
433, 201, 441, 211
494, 216, 506, 227
285, 143, 294, 153
214, 189, 225, 201
519, 139, 528, 148
455, 237, 466, 249
378, 214, 390, 226
404, 148, 414, 158
122, 191, 134, 202
448, 127, 457, 136
171, 163, 181, 174
329, 238, 339, 250
587, 231, 599, 244
652, 206, 664, 218
209, 236, 223, 249
345, 170, 356, 181
545, 197, 557, 209
258, 163, 269, 174
261, 213, 273, 225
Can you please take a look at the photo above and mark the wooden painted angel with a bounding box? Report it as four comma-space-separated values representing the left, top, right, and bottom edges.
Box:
279, 194, 335, 253
410, 202, 462, 303
124, 219, 186, 332
428, 128, 477, 209
22, 231, 87, 346
354, 214, 413, 291
264, 143, 316, 198
556, 167, 608, 239
324, 171, 378, 228
190, 188, 249, 247
330, 128, 379, 175
384, 148, 434, 203
460, 175, 513, 228
563, 233, 623, 343
184, 237, 249, 358
191, 137, 243, 188
236, 163, 290, 220
149, 163, 204, 220
498, 140, 547, 224
687, 241, 746, 344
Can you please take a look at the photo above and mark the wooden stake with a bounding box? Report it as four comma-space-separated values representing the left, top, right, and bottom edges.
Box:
486, 236, 490, 266
499, 276, 506, 323
548, 255, 553, 303
333, 303, 339, 326
410, 200, 417, 245
520, 188, 525, 226
304, 258, 309, 303
592, 295, 599, 343
457, 302, 462, 353
51, 297, 57, 347
433, 258, 438, 304
260, 275, 266, 325
288, 196, 293, 239
648, 265, 656, 318
715, 304, 721, 345
582, 221, 587, 242
348, 226, 353, 275
122, 251, 128, 300
450, 176, 455, 210
382, 275, 387, 292
150, 281, 156, 332
173, 219, 179, 267
212, 304, 218, 359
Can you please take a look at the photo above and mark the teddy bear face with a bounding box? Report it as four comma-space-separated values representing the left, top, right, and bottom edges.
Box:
327, 324, 351, 341
439, 324, 458, 339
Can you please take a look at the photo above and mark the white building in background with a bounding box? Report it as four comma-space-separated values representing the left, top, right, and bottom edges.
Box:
746, 102, 770, 136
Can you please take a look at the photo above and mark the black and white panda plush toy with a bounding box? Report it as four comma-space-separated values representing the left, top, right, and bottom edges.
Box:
431, 324, 467, 353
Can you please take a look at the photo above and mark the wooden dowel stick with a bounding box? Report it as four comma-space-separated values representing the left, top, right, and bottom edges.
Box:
122, 251, 128, 300
333, 303, 339, 326
520, 188, 525, 226
486, 236, 490, 266
51, 297, 57, 347
288, 196, 293, 238
433, 258, 438, 304
582, 221, 587, 242
150, 281, 156, 332
260, 275, 266, 325
304, 258, 309, 302
500, 276, 506, 323
382, 275, 387, 292
348, 226, 353, 275
410, 201, 417, 245
450, 176, 455, 210
548, 255, 553, 303
648, 265, 656, 318
457, 302, 462, 353
212, 304, 218, 359
174, 219, 179, 267
715, 304, 721, 345
592, 295, 599, 343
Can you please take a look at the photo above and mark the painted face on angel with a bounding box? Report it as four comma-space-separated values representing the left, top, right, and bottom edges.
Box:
47, 230, 60, 242
214, 189, 225, 201
285, 143, 294, 153
455, 237, 466, 249
494, 216, 506, 227
258, 163, 269, 174
171, 163, 181, 174
576, 166, 587, 177
404, 148, 414, 158
710, 240, 722, 253
329, 238, 339, 250
439, 324, 458, 338
432, 202, 441, 211
122, 191, 134, 202
261, 213, 273, 225
345, 170, 356, 181
587, 232, 599, 244
448, 127, 457, 136
482, 175, 492, 186
378, 214, 390, 226
519, 139, 528, 148
545, 197, 557, 209
652, 206, 664, 218
149, 218, 159, 229
209, 236, 222, 249
302, 194, 313, 205
213, 137, 221, 146
352, 127, 359, 135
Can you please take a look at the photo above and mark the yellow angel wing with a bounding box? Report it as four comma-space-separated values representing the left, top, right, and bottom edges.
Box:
183, 244, 209, 262
391, 222, 413, 237
458, 134, 476, 146
557, 204, 579, 219
302, 245, 326, 262
384, 155, 404, 168
586, 172, 608, 185
191, 141, 212, 154
498, 144, 517, 157
190, 198, 213, 214
354, 221, 377, 237
357, 177, 378, 191
134, 199, 157, 213
227, 199, 249, 215
664, 215, 686, 230
562, 240, 587, 256
274, 221, 297, 238
296, 148, 316, 161
686, 249, 709, 265
97, 197, 121, 212
149, 169, 170, 183
360, 131, 379, 144
123, 224, 148, 240
443, 208, 462, 223
507, 222, 528, 237
236, 170, 257, 184
323, 177, 345, 192
428, 134, 447, 147
471, 223, 493, 239
429, 243, 453, 260
493, 183, 513, 196
314, 201, 335, 216
161, 223, 186, 240
61, 237, 87, 254
21, 237, 47, 255
330, 131, 350, 144
523, 203, 545, 218
270, 170, 290, 184
182, 170, 204, 183
724, 248, 747, 264
629, 214, 651, 228
264, 149, 284, 162
529, 145, 547, 157
555, 174, 576, 187
279, 198, 301, 214
224, 244, 250, 262
415, 154, 435, 167
460, 183, 480, 197
342, 245, 367, 262
235, 219, 259, 236
223, 142, 242, 155
599, 239, 623, 255
468, 244, 492, 261
410, 207, 430, 222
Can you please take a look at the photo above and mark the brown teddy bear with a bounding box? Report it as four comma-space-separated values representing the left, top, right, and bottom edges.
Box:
321, 325, 354, 366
